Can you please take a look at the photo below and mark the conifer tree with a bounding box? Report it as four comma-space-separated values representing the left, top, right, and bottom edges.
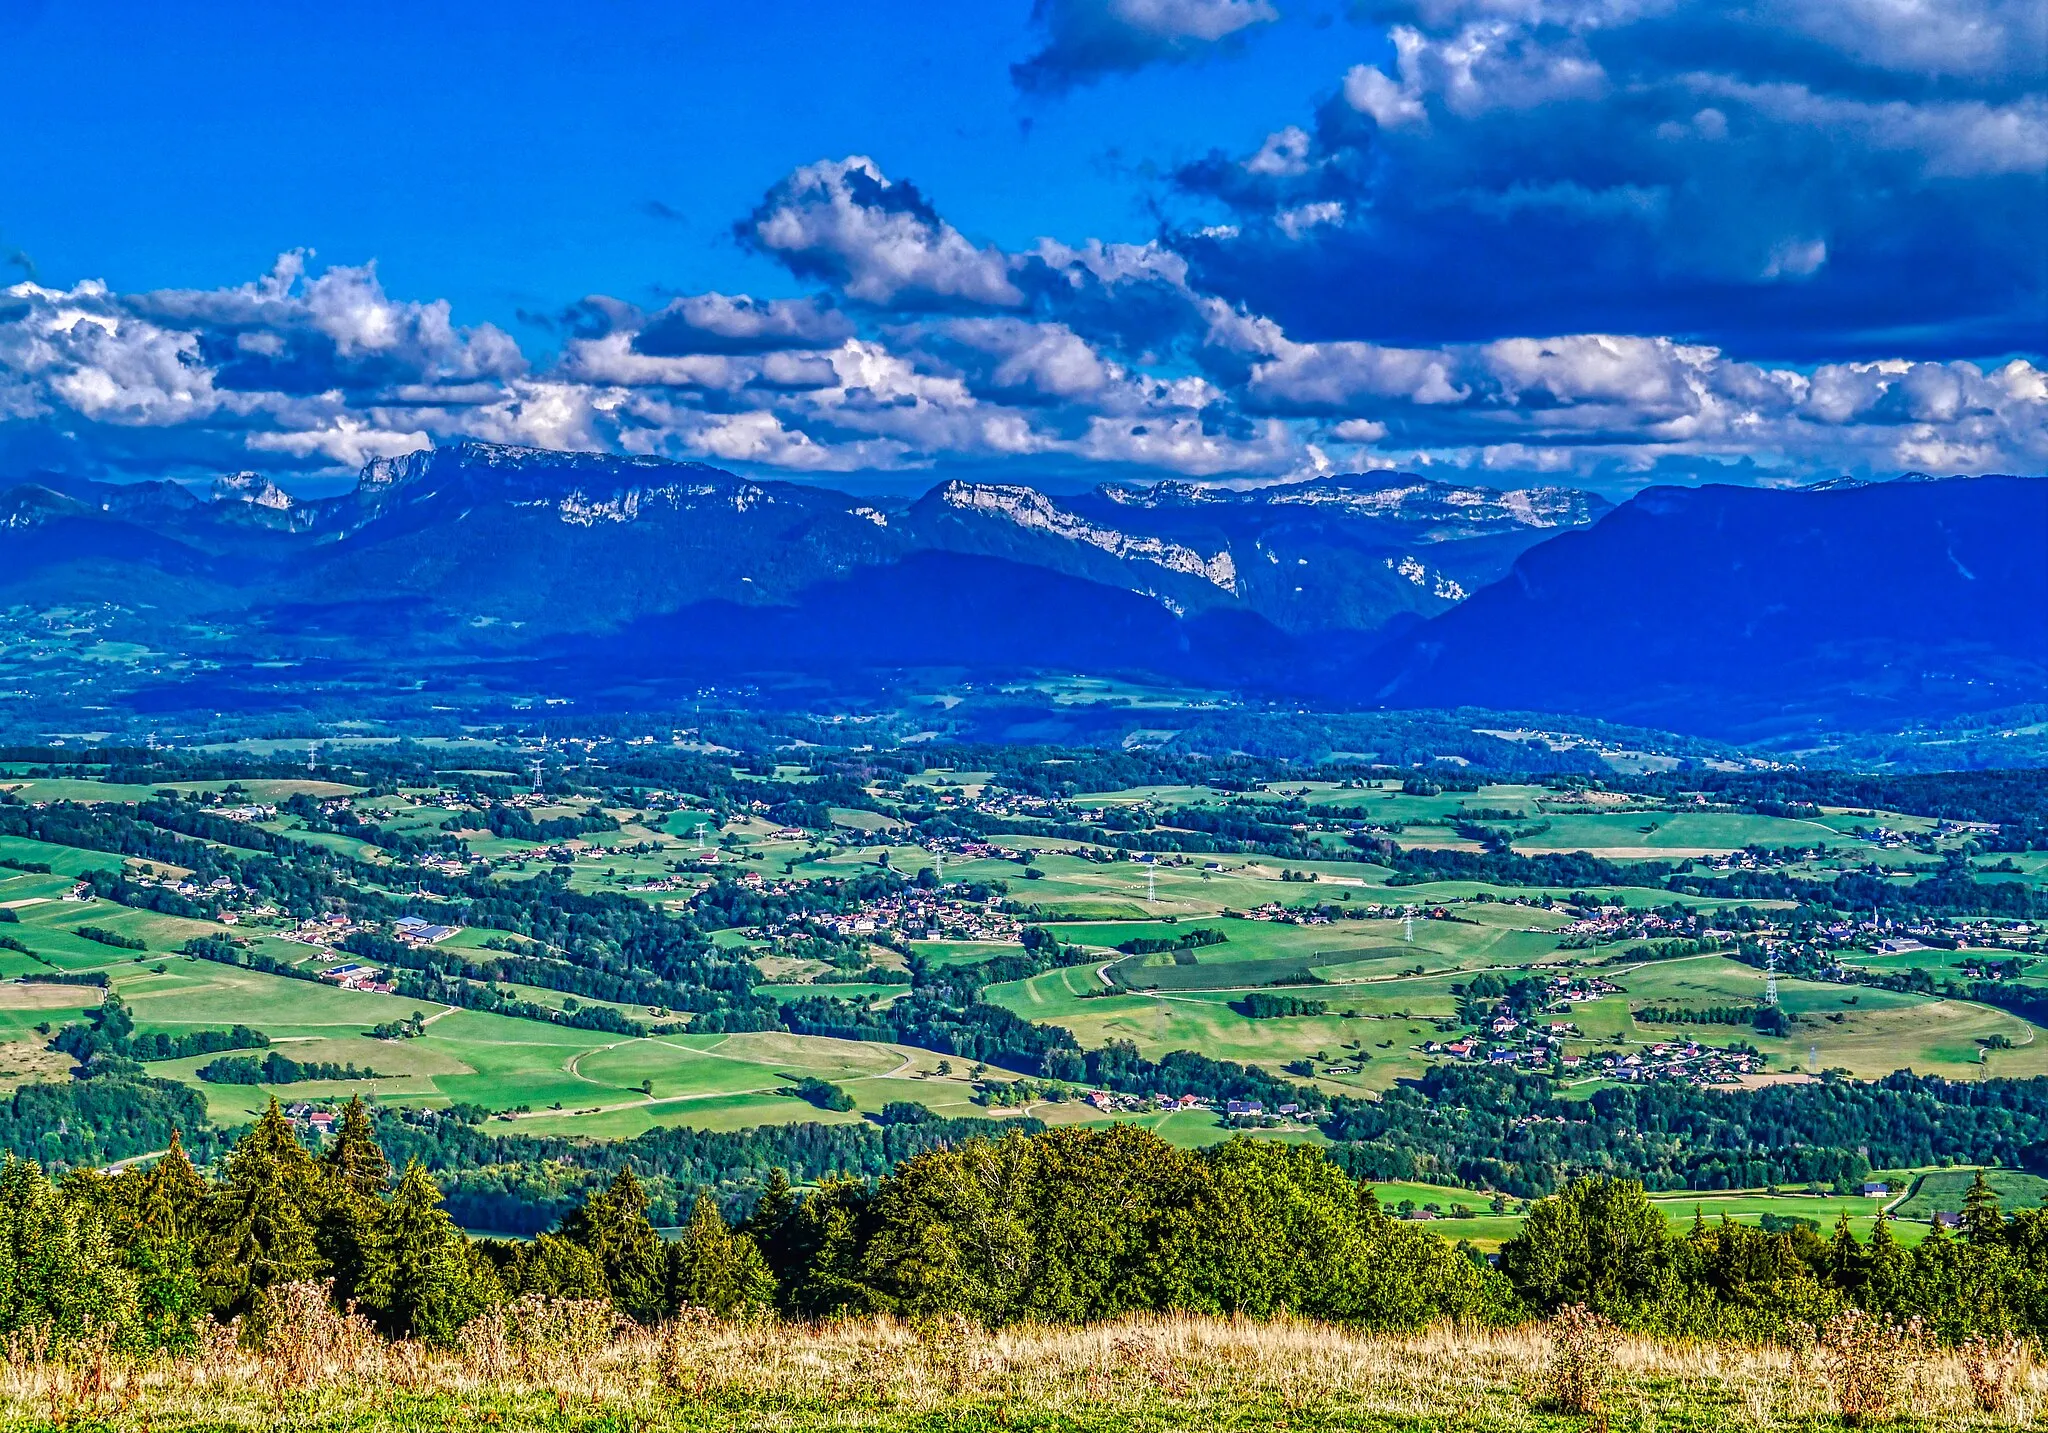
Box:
318, 1096, 390, 1307
0, 1155, 143, 1347
202, 1098, 326, 1313
1963, 1170, 2006, 1245
1862, 1208, 1906, 1312
363, 1161, 498, 1344
138, 1129, 209, 1242
1827, 1211, 1865, 1299
559, 1168, 666, 1323
321, 1097, 390, 1201
742, 1167, 799, 1281
118, 1131, 213, 1345
669, 1191, 775, 1317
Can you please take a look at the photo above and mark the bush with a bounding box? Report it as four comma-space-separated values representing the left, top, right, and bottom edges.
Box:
1820, 1309, 1921, 1428
1544, 1305, 1616, 1415
256, 1279, 378, 1388
790, 1077, 854, 1112
1961, 1332, 2025, 1415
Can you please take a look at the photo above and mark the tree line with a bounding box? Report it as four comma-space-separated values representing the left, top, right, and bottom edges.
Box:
196, 1052, 381, 1085
17, 1104, 2048, 1357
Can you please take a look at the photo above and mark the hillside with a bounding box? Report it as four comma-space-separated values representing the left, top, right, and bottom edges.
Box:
3, 448, 2044, 739
0, 444, 1598, 642
1362, 474, 2048, 738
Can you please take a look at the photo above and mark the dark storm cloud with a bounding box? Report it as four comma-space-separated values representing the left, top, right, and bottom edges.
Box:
1170, 0, 2048, 357
635, 294, 855, 357
1012, 0, 1279, 94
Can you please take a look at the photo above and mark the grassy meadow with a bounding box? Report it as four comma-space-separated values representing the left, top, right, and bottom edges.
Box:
0, 1311, 2024, 1432
2, 766, 2041, 1179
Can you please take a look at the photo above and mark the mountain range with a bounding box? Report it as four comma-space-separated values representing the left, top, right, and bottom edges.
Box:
3, 442, 2042, 738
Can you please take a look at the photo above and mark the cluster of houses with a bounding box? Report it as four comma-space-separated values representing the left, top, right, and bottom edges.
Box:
1417, 970, 1775, 1083
1075, 1088, 1322, 1125
282, 913, 364, 947
511, 843, 585, 864
1691, 846, 1828, 873
1590, 1040, 1765, 1084
316, 961, 395, 993
1558, 905, 1716, 945
1421, 1018, 1582, 1068
123, 866, 287, 927
919, 835, 1022, 863
1758, 914, 2042, 973
958, 791, 1067, 820
1551, 974, 1624, 1004
1430, 1032, 1763, 1085
1243, 901, 1340, 926
759, 886, 1022, 944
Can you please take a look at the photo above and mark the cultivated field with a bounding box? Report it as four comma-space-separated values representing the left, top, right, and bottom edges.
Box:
2, 764, 2040, 1199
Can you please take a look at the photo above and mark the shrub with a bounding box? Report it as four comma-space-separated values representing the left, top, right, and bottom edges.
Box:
460, 1293, 616, 1386
1960, 1332, 2025, 1415
1819, 1309, 1921, 1428
255, 1280, 377, 1390
1545, 1304, 1616, 1415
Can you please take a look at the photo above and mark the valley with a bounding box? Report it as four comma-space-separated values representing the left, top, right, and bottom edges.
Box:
5, 733, 2046, 1246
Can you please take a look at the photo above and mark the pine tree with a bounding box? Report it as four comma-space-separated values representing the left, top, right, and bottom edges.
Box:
318, 1097, 390, 1308
202, 1098, 326, 1314
0, 1155, 143, 1347
321, 1097, 390, 1202
670, 1191, 775, 1317
559, 1168, 667, 1323
1827, 1211, 1865, 1299
742, 1167, 799, 1281
138, 1130, 209, 1242
363, 1161, 498, 1344
1963, 1170, 2006, 1245
1863, 1208, 1905, 1313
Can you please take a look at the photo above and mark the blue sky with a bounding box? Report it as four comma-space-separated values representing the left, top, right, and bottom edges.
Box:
1, 0, 2042, 492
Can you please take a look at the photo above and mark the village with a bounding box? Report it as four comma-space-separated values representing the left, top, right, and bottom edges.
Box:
1418, 969, 1769, 1086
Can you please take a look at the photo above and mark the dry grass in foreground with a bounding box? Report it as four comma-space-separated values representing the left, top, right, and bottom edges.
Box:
2, 1300, 2044, 1432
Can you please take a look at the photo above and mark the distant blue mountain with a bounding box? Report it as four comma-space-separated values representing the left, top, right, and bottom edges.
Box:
1358, 475, 2048, 737
3, 445, 2041, 736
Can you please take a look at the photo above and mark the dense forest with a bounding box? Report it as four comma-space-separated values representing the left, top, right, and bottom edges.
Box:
1321, 1066, 2048, 1195
12, 1102, 2048, 1358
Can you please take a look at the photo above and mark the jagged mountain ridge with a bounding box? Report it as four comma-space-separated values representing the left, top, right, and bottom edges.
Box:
7, 445, 2037, 739
1, 442, 1603, 638
1091, 471, 1606, 532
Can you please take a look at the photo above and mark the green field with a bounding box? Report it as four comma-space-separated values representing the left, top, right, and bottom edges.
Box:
1894, 1167, 2048, 1219
1337, 1180, 1933, 1250
0, 760, 2037, 1168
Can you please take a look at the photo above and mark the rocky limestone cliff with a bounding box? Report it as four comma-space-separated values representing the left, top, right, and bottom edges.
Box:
934, 481, 1240, 592
1097, 472, 1608, 531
